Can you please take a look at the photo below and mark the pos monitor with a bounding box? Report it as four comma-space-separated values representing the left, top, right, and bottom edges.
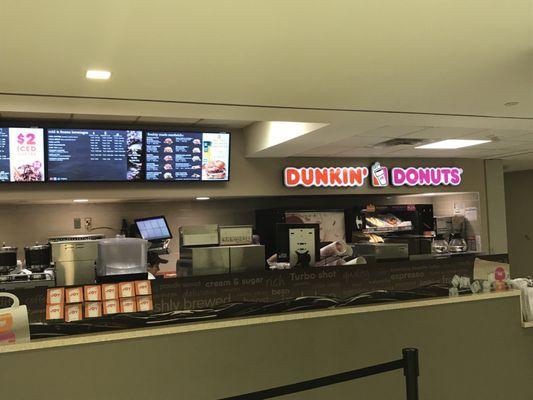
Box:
134, 216, 173, 242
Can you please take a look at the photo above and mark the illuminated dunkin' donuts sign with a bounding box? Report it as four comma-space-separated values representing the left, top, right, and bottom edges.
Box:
283, 162, 463, 188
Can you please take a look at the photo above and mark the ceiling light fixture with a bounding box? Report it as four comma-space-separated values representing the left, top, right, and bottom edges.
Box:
195, 197, 210, 201
415, 139, 490, 150
85, 70, 111, 80
73, 199, 89, 203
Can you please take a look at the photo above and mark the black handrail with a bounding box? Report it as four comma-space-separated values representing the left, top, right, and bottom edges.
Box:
220, 348, 419, 400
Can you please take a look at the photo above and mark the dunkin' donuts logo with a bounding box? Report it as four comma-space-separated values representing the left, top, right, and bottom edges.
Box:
284, 167, 369, 187
283, 163, 463, 188
390, 167, 463, 187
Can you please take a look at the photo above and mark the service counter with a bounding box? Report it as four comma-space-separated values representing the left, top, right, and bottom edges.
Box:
0, 289, 528, 400
1, 253, 510, 339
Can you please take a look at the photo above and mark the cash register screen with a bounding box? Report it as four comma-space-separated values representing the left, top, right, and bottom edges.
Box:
135, 216, 172, 241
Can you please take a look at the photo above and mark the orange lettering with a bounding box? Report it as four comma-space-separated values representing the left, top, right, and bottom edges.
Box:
0, 313, 13, 333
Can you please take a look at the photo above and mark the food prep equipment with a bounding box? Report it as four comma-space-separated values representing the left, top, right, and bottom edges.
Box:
0, 271, 55, 290
24, 243, 51, 272
178, 244, 265, 276
51, 239, 99, 286
97, 235, 148, 277
351, 243, 409, 261
179, 224, 219, 247
0, 244, 18, 275
219, 225, 253, 246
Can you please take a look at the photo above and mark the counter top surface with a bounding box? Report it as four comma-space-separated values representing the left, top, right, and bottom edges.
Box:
0, 290, 520, 355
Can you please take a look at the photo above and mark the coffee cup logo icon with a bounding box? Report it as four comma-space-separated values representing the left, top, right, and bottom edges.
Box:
371, 162, 388, 187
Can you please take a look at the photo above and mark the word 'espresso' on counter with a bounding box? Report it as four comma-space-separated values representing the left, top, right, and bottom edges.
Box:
283, 164, 463, 188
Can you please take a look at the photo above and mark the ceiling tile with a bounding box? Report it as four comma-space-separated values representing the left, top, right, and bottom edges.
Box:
0, 111, 72, 120
403, 127, 486, 139
196, 119, 253, 129
71, 114, 139, 122
357, 125, 429, 138
137, 116, 202, 124
334, 147, 399, 157
327, 135, 392, 148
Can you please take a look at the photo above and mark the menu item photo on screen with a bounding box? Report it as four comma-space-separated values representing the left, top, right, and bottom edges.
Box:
0, 127, 45, 182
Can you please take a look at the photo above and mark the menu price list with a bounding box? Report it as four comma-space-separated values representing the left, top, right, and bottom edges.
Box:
145, 132, 203, 181
47, 129, 143, 181
0, 128, 10, 181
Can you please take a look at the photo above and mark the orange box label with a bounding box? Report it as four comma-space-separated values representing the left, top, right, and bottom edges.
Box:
101, 284, 118, 301
120, 298, 137, 313
46, 288, 64, 305
65, 304, 83, 322
84, 302, 102, 318
46, 304, 64, 320
84, 285, 102, 302
118, 282, 134, 298
134, 280, 152, 296
136, 296, 153, 312
65, 287, 83, 304
103, 300, 119, 315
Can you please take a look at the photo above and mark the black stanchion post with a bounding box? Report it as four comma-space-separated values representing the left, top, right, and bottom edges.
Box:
402, 348, 419, 400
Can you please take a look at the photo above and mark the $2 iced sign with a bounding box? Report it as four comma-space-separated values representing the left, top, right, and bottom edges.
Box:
16, 132, 38, 151
283, 162, 463, 188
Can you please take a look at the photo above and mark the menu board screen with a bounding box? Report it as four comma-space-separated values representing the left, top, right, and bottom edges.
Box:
47, 129, 143, 181
145, 132, 230, 181
0, 127, 45, 182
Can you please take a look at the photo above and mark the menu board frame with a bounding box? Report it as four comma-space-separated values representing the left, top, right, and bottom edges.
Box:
0, 125, 47, 184
144, 130, 231, 183
46, 128, 146, 183
0, 124, 231, 184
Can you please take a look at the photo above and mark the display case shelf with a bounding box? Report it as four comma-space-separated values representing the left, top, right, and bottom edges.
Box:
363, 226, 413, 234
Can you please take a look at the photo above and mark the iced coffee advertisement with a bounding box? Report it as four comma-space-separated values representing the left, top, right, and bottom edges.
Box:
202, 133, 230, 181
5, 128, 45, 182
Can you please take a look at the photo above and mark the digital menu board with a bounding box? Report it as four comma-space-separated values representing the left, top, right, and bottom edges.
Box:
0, 127, 45, 182
47, 129, 143, 181
145, 132, 230, 181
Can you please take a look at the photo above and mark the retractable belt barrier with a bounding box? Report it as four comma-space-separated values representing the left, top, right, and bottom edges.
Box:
220, 348, 419, 400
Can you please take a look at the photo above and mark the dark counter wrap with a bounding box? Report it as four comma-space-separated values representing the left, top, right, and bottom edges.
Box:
0, 254, 506, 325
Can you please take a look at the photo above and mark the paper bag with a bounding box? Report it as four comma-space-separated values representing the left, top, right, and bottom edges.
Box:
0, 292, 30, 345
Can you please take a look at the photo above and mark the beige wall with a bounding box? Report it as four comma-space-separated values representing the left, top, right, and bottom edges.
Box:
0, 296, 529, 400
505, 170, 533, 277
0, 130, 488, 203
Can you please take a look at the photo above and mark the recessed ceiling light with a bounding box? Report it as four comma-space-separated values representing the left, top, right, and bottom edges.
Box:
415, 139, 491, 150
73, 199, 89, 203
195, 197, 210, 201
504, 101, 519, 107
85, 70, 111, 80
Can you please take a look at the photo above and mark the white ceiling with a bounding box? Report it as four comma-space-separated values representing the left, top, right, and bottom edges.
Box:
294, 126, 533, 160
0, 111, 253, 129
0, 1, 532, 170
